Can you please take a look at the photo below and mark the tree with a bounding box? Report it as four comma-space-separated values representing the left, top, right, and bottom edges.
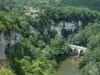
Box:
0, 22, 6, 32
87, 34, 100, 50
0, 69, 14, 75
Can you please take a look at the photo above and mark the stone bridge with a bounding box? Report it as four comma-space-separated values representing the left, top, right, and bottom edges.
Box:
69, 45, 87, 56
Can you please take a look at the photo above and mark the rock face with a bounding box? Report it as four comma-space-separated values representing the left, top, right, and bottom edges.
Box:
29, 25, 36, 34
50, 21, 82, 36
0, 34, 6, 59
24, 6, 39, 18
0, 31, 22, 60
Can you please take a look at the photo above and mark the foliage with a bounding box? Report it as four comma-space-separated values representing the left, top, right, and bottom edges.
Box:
73, 23, 100, 75
0, 69, 14, 75
0, 1, 100, 75
58, 0, 100, 10
42, 6, 100, 26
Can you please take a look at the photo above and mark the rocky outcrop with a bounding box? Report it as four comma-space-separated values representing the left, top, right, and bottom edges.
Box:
50, 21, 82, 36
0, 31, 22, 60
24, 6, 39, 18
29, 25, 36, 34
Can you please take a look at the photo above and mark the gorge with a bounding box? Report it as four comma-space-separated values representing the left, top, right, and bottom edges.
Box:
0, 1, 100, 75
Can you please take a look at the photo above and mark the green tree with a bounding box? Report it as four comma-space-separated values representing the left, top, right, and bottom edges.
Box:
0, 69, 14, 75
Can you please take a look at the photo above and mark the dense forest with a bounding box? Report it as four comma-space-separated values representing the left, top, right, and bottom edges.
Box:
1, 0, 100, 10
0, 0, 100, 75
58, 0, 100, 10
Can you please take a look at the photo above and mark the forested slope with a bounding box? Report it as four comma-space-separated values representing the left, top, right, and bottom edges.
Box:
2, 0, 100, 11
58, 0, 100, 10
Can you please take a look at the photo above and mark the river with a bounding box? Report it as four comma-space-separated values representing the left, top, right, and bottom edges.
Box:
57, 56, 81, 75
